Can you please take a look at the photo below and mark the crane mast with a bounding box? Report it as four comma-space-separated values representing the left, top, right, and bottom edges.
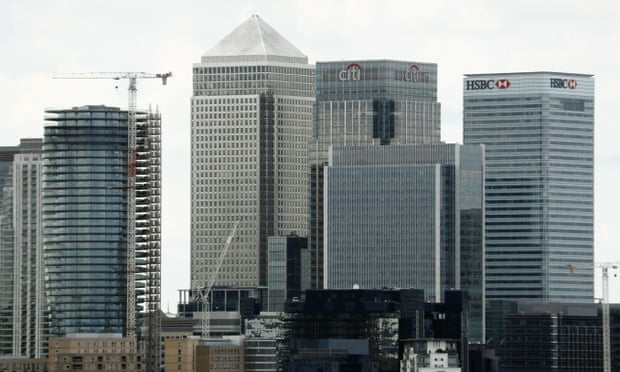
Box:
601, 265, 612, 372
53, 71, 171, 372
195, 220, 240, 340
569, 261, 618, 372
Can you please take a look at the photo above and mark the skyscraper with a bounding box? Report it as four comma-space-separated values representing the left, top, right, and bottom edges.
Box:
190, 15, 314, 289
0, 145, 18, 356
0, 139, 45, 357
43, 105, 161, 339
463, 72, 594, 302
309, 60, 441, 288
324, 143, 485, 342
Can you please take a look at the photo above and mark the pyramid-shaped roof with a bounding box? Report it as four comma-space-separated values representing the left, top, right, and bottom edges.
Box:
202, 15, 307, 64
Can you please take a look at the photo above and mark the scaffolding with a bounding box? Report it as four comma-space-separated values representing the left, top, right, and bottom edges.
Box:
135, 109, 162, 372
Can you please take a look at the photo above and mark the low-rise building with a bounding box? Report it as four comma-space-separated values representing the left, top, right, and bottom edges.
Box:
284, 289, 470, 371
486, 301, 620, 370
164, 337, 200, 372
0, 356, 47, 372
47, 334, 139, 372
195, 337, 244, 372
401, 340, 461, 372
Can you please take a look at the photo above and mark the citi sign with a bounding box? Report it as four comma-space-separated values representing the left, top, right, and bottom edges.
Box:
403, 64, 431, 83
550, 78, 577, 89
466, 79, 511, 90
338, 63, 361, 81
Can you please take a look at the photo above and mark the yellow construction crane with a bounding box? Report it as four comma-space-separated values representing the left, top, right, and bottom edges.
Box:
569, 262, 619, 372
53, 71, 171, 372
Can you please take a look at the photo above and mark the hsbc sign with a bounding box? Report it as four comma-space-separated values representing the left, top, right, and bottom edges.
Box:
550, 78, 577, 89
466, 79, 511, 90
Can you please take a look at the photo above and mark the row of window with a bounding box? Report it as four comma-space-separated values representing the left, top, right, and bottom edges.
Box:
194, 65, 313, 76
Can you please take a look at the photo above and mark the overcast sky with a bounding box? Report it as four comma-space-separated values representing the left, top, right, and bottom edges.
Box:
2, 0, 619, 309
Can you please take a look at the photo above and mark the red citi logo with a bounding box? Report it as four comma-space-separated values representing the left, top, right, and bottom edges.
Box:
338, 63, 361, 81
403, 64, 419, 82
403, 64, 430, 83
495, 79, 511, 89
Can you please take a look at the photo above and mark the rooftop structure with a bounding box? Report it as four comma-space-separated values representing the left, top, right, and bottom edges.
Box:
202, 14, 306, 63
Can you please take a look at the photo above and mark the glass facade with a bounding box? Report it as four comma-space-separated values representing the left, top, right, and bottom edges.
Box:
487, 301, 606, 370
284, 289, 403, 370
191, 16, 314, 289
267, 237, 287, 312
43, 105, 161, 338
43, 106, 129, 335
267, 235, 307, 312
463, 72, 594, 302
0, 145, 19, 355
324, 143, 485, 342
0, 140, 46, 357
12, 152, 45, 357
309, 60, 441, 289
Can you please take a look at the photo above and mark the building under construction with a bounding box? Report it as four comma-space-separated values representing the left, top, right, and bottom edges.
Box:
42, 105, 161, 368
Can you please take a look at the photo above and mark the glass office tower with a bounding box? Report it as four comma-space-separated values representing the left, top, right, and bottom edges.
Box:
324, 143, 485, 342
0, 139, 45, 357
43, 105, 161, 337
191, 15, 314, 289
463, 72, 594, 302
310, 60, 441, 289
266, 234, 308, 312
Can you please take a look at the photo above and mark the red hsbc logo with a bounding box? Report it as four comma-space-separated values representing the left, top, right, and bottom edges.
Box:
338, 63, 361, 81
466, 79, 511, 90
495, 79, 511, 89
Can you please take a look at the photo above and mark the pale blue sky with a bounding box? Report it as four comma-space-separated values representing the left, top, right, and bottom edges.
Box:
1, 0, 619, 309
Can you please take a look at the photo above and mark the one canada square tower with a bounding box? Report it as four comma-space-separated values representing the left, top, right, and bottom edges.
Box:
190, 15, 314, 289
